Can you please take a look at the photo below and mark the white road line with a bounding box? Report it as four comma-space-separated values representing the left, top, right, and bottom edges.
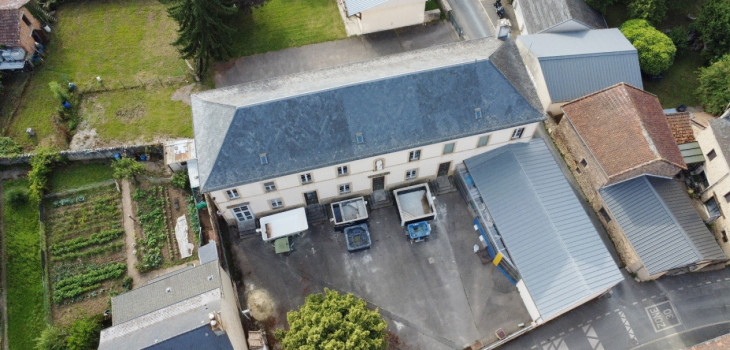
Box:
605, 312, 611, 317
618, 309, 638, 344
678, 287, 684, 291
583, 325, 604, 350
632, 302, 638, 305
568, 327, 574, 332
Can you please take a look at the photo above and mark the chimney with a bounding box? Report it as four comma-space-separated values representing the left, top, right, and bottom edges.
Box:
209, 312, 226, 336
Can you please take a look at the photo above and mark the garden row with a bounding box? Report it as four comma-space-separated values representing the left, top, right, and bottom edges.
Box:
134, 185, 176, 272
52, 262, 126, 305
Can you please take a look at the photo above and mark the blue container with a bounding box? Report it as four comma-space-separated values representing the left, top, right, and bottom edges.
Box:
407, 221, 431, 241
62, 101, 71, 109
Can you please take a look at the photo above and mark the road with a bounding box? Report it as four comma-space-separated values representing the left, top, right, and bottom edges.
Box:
444, 0, 492, 39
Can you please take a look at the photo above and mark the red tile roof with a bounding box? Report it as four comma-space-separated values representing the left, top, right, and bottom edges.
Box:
0, 0, 29, 46
666, 112, 696, 144
562, 83, 687, 179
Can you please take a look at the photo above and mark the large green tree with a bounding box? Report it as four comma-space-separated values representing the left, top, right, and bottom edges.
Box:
276, 288, 387, 350
628, 0, 667, 26
696, 54, 730, 115
620, 19, 676, 76
696, 0, 730, 63
584, 0, 615, 13
161, 0, 238, 78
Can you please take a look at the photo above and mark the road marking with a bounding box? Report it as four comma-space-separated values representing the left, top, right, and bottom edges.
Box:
650, 295, 657, 299
645, 300, 681, 332
542, 337, 569, 350
568, 327, 574, 332
642, 298, 647, 302
706, 281, 712, 284
583, 324, 604, 350
678, 287, 684, 291
605, 312, 611, 317
530, 345, 537, 349
614, 309, 620, 312
559, 332, 565, 336
632, 302, 638, 305
596, 315, 602, 320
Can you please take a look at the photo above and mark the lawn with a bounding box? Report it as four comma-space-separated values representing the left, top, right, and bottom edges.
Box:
3, 179, 45, 350
0, 73, 29, 133
229, 0, 346, 57
604, 0, 707, 108
48, 162, 114, 193
5, 0, 190, 149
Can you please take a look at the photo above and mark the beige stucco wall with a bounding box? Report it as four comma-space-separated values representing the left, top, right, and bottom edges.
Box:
218, 267, 248, 350
214, 123, 539, 225
515, 39, 551, 113
359, 0, 425, 34
512, 0, 528, 34
697, 123, 730, 251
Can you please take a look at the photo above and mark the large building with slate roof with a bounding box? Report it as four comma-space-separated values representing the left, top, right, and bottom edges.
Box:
697, 112, 730, 253
191, 38, 545, 233
511, 0, 606, 35
98, 243, 247, 350
600, 175, 726, 280
516, 29, 643, 114
457, 138, 622, 324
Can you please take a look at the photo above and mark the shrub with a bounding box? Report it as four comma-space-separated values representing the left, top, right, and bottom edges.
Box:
620, 19, 676, 76
111, 157, 144, 180
585, 0, 615, 13
696, 0, 730, 63
696, 54, 730, 115
627, 0, 667, 26
171, 171, 189, 189
6, 187, 29, 208
35, 325, 67, 350
28, 147, 62, 202
668, 26, 689, 53
0, 137, 22, 157
66, 316, 102, 350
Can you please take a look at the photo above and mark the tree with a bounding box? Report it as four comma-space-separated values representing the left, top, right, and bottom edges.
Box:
628, 0, 667, 26
584, 0, 615, 13
66, 316, 102, 350
696, 0, 730, 63
276, 288, 387, 350
161, 0, 238, 78
696, 54, 730, 115
112, 157, 145, 180
620, 19, 676, 76
28, 147, 62, 202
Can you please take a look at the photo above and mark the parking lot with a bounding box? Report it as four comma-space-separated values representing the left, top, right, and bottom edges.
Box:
230, 192, 531, 349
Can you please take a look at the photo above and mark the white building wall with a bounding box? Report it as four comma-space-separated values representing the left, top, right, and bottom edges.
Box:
213, 123, 539, 225
359, 0, 426, 34
697, 124, 730, 250
515, 39, 551, 113
512, 0, 528, 34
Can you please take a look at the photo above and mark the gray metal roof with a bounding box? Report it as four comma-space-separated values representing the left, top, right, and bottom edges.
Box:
600, 176, 725, 276
464, 138, 623, 321
147, 325, 234, 350
343, 0, 389, 16
710, 117, 730, 166
515, 0, 605, 34
518, 29, 643, 102
192, 38, 545, 193
111, 261, 222, 325
199, 241, 219, 264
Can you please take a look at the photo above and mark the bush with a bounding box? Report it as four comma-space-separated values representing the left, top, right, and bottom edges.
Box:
111, 157, 144, 180
696, 0, 730, 63
696, 54, 730, 115
585, 0, 615, 13
0, 137, 22, 157
627, 0, 667, 26
28, 147, 62, 202
35, 325, 67, 350
668, 26, 689, 53
6, 187, 29, 208
66, 316, 102, 350
620, 19, 676, 76
171, 171, 189, 189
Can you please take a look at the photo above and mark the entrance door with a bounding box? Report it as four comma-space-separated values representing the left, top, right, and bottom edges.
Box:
437, 161, 451, 177
304, 191, 319, 205
372, 176, 385, 191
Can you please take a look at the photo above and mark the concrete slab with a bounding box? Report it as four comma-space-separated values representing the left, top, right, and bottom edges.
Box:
213, 21, 459, 88
231, 192, 530, 349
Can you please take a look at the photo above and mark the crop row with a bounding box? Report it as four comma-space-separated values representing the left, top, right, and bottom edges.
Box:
133, 186, 171, 272
51, 241, 124, 263
50, 229, 124, 255
53, 262, 126, 304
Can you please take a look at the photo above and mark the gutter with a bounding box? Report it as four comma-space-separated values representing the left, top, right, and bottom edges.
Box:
480, 324, 536, 350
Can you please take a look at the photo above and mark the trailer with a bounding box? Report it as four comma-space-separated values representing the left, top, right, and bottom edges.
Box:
330, 196, 369, 229
393, 184, 436, 226
256, 208, 309, 254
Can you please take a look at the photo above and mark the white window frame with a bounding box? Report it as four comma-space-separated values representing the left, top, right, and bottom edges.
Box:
512, 127, 525, 139
225, 189, 240, 199
300, 173, 313, 184
337, 165, 349, 176
232, 205, 254, 221
339, 183, 351, 195
443, 142, 455, 154
477, 135, 489, 148
270, 198, 283, 209
263, 181, 276, 192
409, 150, 421, 162
405, 169, 418, 180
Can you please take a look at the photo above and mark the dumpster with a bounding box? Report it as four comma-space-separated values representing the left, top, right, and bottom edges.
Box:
344, 224, 371, 251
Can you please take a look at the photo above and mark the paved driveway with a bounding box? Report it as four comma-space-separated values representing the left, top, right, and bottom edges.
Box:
231, 192, 531, 349
214, 21, 459, 88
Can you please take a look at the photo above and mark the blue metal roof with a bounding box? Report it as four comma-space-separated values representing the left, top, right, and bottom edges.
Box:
518, 29, 643, 102
600, 175, 725, 275
464, 138, 623, 321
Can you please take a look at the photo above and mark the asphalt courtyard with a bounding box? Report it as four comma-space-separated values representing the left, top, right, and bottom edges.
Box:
230, 191, 531, 349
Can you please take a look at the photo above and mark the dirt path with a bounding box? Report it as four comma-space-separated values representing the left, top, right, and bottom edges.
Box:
120, 180, 142, 286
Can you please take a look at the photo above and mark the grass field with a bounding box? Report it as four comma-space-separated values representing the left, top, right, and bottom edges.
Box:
3, 179, 45, 350
229, 0, 346, 57
48, 162, 114, 193
5, 0, 190, 149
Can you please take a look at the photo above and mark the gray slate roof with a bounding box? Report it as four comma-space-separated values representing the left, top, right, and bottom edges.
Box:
148, 325, 234, 350
516, 0, 605, 34
600, 175, 725, 276
464, 138, 623, 321
518, 29, 643, 102
709, 117, 730, 166
343, 0, 389, 16
111, 261, 221, 325
192, 38, 545, 193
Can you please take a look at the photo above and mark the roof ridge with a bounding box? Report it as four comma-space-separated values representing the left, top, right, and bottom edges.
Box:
625, 85, 662, 159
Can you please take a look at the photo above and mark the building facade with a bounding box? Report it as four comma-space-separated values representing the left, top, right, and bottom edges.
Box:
341, 0, 425, 35
0, 0, 44, 69
697, 114, 730, 254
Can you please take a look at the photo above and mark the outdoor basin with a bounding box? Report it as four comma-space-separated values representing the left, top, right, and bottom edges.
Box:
407, 221, 431, 241
344, 223, 371, 251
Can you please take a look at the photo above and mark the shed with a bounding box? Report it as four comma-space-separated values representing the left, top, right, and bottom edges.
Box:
463, 138, 623, 323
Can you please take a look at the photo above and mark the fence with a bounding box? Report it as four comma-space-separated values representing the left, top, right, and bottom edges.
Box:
0, 143, 163, 165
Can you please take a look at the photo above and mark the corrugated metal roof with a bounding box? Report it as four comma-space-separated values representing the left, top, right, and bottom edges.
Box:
515, 0, 605, 34
343, 0, 390, 15
679, 142, 704, 164
600, 175, 725, 275
518, 29, 643, 102
464, 138, 622, 321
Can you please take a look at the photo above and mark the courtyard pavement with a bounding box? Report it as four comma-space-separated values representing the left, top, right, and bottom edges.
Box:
213, 21, 459, 88
230, 192, 531, 349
